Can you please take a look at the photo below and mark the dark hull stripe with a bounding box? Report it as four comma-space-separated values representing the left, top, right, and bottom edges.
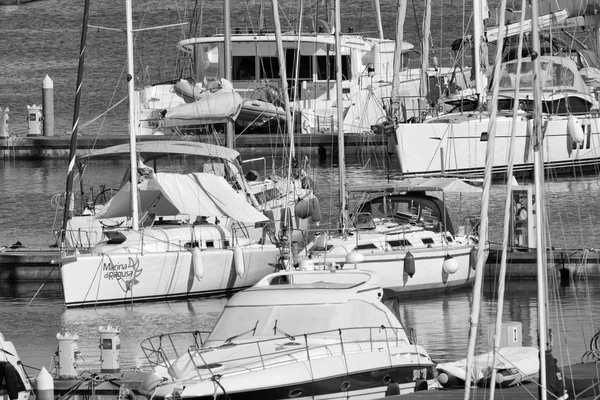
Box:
176, 365, 435, 400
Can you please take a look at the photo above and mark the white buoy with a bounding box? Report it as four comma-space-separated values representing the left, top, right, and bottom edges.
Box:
442, 254, 459, 274
345, 251, 365, 269
234, 246, 245, 278
35, 367, 54, 400
567, 114, 584, 144
192, 247, 204, 280
42, 75, 54, 137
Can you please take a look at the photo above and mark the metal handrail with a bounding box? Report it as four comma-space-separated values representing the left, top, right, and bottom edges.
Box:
140, 326, 414, 380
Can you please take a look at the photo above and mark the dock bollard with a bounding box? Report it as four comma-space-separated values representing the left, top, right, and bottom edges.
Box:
99, 325, 121, 373
27, 104, 43, 137
0, 107, 8, 138
35, 367, 54, 400
56, 332, 80, 377
42, 75, 54, 137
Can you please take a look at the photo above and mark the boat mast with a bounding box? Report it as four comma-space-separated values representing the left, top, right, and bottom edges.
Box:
373, 0, 384, 40
60, 0, 91, 251
271, 0, 296, 235
126, 0, 140, 230
334, 0, 347, 230
420, 0, 431, 100
391, 0, 407, 123
463, 0, 507, 396
531, 0, 549, 396
472, 0, 487, 104
224, 0, 234, 149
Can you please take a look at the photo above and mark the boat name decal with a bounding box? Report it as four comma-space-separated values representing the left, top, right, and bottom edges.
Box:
102, 258, 140, 282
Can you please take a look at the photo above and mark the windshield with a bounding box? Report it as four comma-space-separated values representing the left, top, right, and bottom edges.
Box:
499, 60, 576, 90
206, 300, 403, 345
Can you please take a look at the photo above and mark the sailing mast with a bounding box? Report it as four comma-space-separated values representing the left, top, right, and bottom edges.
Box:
531, 0, 549, 397
472, 0, 488, 105
270, 0, 296, 237
60, 0, 91, 251
334, 0, 347, 230
463, 0, 508, 396
224, 0, 234, 149
126, 0, 140, 231
391, 0, 407, 125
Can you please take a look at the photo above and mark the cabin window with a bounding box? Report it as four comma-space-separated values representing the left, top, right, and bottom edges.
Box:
206, 241, 214, 248
260, 57, 280, 79
356, 243, 378, 250
388, 239, 411, 249
316, 55, 350, 80
421, 238, 434, 245
233, 56, 256, 80
184, 241, 199, 249
223, 240, 230, 248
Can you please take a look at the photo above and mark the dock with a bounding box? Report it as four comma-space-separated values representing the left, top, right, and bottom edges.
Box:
2, 246, 600, 282
0, 131, 388, 159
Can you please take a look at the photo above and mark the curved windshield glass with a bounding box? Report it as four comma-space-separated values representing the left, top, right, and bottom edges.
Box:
206, 300, 404, 345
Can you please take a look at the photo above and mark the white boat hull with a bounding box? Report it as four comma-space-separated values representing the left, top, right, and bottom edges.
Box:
61, 245, 279, 307
306, 243, 475, 294
395, 112, 600, 177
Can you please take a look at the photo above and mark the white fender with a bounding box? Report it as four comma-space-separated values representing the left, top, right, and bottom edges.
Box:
234, 246, 245, 279
567, 114, 584, 144
192, 247, 204, 280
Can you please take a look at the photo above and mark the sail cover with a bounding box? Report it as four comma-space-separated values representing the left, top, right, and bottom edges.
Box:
96, 172, 268, 223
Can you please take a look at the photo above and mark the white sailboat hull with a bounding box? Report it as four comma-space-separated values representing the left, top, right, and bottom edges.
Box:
61, 245, 279, 307
306, 243, 474, 294
395, 113, 600, 177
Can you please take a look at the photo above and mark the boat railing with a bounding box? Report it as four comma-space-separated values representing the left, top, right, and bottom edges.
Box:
140, 326, 411, 380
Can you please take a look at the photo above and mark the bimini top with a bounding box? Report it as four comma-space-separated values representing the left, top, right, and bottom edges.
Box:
350, 177, 482, 194
77, 141, 240, 163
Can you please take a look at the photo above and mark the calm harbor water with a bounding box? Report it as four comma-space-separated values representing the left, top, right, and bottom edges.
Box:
2, 0, 600, 384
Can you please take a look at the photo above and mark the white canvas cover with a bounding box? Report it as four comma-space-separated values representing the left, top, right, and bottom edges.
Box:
96, 172, 268, 223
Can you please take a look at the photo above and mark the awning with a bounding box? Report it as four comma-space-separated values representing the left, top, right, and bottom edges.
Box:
96, 172, 269, 223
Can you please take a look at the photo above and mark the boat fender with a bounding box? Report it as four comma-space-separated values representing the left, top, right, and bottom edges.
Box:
469, 247, 478, 270
310, 197, 322, 222
404, 251, 415, 278
567, 115, 584, 144
2, 362, 20, 400
437, 372, 459, 388
295, 199, 311, 219
234, 246, 245, 279
192, 247, 204, 280
493, 368, 524, 388
442, 254, 459, 274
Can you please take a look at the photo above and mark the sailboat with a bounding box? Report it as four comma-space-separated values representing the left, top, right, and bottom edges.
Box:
293, 0, 483, 296
54, 0, 319, 308
391, 1, 600, 179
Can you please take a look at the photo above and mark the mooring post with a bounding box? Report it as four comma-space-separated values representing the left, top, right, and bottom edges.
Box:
42, 75, 54, 137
